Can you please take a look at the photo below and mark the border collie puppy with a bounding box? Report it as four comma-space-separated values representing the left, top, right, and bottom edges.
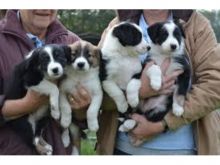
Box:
5, 44, 69, 155
101, 22, 151, 117
120, 21, 191, 137
141, 20, 191, 121
59, 40, 103, 154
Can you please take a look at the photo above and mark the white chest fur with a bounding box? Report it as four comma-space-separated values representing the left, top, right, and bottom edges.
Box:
105, 55, 142, 90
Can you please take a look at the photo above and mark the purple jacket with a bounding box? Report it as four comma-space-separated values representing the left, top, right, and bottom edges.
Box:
0, 10, 79, 155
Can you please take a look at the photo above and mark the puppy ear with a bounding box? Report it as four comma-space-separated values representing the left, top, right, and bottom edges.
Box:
113, 23, 135, 46
147, 22, 163, 44
25, 48, 40, 70
62, 45, 72, 64
173, 19, 186, 38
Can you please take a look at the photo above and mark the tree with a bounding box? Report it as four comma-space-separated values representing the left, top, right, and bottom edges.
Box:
200, 10, 220, 42
58, 10, 116, 45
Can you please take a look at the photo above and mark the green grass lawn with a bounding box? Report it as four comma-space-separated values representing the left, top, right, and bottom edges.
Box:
80, 130, 97, 155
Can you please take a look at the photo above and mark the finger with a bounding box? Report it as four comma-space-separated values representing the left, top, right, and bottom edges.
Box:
159, 89, 174, 95
163, 70, 183, 83
68, 94, 80, 106
161, 58, 171, 75
162, 80, 175, 90
77, 86, 91, 102
131, 113, 144, 123
71, 92, 82, 104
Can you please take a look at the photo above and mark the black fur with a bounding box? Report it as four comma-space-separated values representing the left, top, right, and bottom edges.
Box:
174, 55, 191, 95
112, 22, 142, 46
147, 22, 167, 45
4, 44, 68, 151
147, 21, 185, 46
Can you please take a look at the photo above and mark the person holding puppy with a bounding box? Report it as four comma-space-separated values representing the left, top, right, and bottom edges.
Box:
96, 10, 220, 155
0, 10, 90, 155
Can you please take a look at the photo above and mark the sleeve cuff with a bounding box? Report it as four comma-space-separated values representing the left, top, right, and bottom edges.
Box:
0, 95, 6, 125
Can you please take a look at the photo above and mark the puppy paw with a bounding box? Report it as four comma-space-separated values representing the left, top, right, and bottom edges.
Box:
34, 137, 53, 155
118, 119, 136, 132
50, 109, 60, 120
146, 65, 162, 91
150, 76, 162, 91
62, 130, 70, 148
127, 93, 139, 108
44, 144, 53, 155
172, 102, 184, 117
72, 146, 79, 155
117, 101, 128, 113
88, 120, 99, 132
61, 116, 72, 129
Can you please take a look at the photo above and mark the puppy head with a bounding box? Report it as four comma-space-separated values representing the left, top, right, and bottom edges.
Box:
147, 21, 185, 54
111, 22, 151, 56
67, 40, 101, 72
26, 44, 68, 79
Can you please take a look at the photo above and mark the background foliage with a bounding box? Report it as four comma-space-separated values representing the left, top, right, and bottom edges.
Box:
57, 10, 220, 43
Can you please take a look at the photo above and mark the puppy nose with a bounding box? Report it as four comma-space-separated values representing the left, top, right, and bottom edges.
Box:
147, 46, 151, 51
52, 67, 59, 74
77, 62, 85, 68
171, 44, 177, 50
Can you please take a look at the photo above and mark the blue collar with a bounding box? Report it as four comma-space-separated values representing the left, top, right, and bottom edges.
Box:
17, 11, 44, 48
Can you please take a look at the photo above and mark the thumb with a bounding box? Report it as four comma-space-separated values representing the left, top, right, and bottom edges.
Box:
131, 113, 142, 122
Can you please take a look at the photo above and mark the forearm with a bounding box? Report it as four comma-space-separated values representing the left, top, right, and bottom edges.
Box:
1, 98, 38, 120
165, 79, 220, 130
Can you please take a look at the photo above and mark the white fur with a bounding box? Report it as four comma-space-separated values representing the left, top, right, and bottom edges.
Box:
146, 64, 162, 91
101, 22, 150, 113
146, 21, 186, 117
59, 44, 103, 151
45, 46, 64, 79
118, 119, 137, 132
60, 67, 103, 130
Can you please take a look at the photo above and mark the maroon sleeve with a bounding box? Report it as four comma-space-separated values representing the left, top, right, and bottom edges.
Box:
0, 76, 6, 125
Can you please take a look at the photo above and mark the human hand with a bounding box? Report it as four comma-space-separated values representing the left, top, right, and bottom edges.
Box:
22, 90, 49, 113
67, 84, 91, 120
129, 113, 164, 145
139, 58, 183, 99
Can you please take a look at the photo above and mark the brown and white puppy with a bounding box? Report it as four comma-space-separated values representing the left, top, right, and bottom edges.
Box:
59, 40, 103, 154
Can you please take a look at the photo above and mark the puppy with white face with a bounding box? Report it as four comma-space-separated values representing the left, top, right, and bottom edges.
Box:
118, 21, 191, 146
59, 40, 103, 154
101, 22, 150, 117
144, 20, 190, 119
5, 44, 69, 155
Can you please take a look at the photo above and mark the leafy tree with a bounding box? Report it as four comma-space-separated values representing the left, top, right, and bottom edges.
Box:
200, 10, 220, 42
58, 10, 116, 34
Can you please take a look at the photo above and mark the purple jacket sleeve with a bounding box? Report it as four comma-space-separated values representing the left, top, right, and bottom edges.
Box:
0, 76, 5, 125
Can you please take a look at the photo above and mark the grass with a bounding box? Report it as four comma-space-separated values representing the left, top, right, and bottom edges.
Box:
80, 130, 97, 155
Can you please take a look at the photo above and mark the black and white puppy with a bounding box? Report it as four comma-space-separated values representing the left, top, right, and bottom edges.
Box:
140, 20, 191, 121
120, 21, 191, 138
59, 40, 103, 154
5, 44, 69, 155
101, 22, 151, 118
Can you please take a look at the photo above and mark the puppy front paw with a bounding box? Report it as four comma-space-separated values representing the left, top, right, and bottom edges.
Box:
117, 101, 128, 113
118, 119, 137, 132
150, 76, 162, 91
127, 93, 139, 108
172, 102, 184, 117
146, 65, 162, 91
88, 119, 99, 132
61, 116, 72, 128
50, 109, 60, 120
